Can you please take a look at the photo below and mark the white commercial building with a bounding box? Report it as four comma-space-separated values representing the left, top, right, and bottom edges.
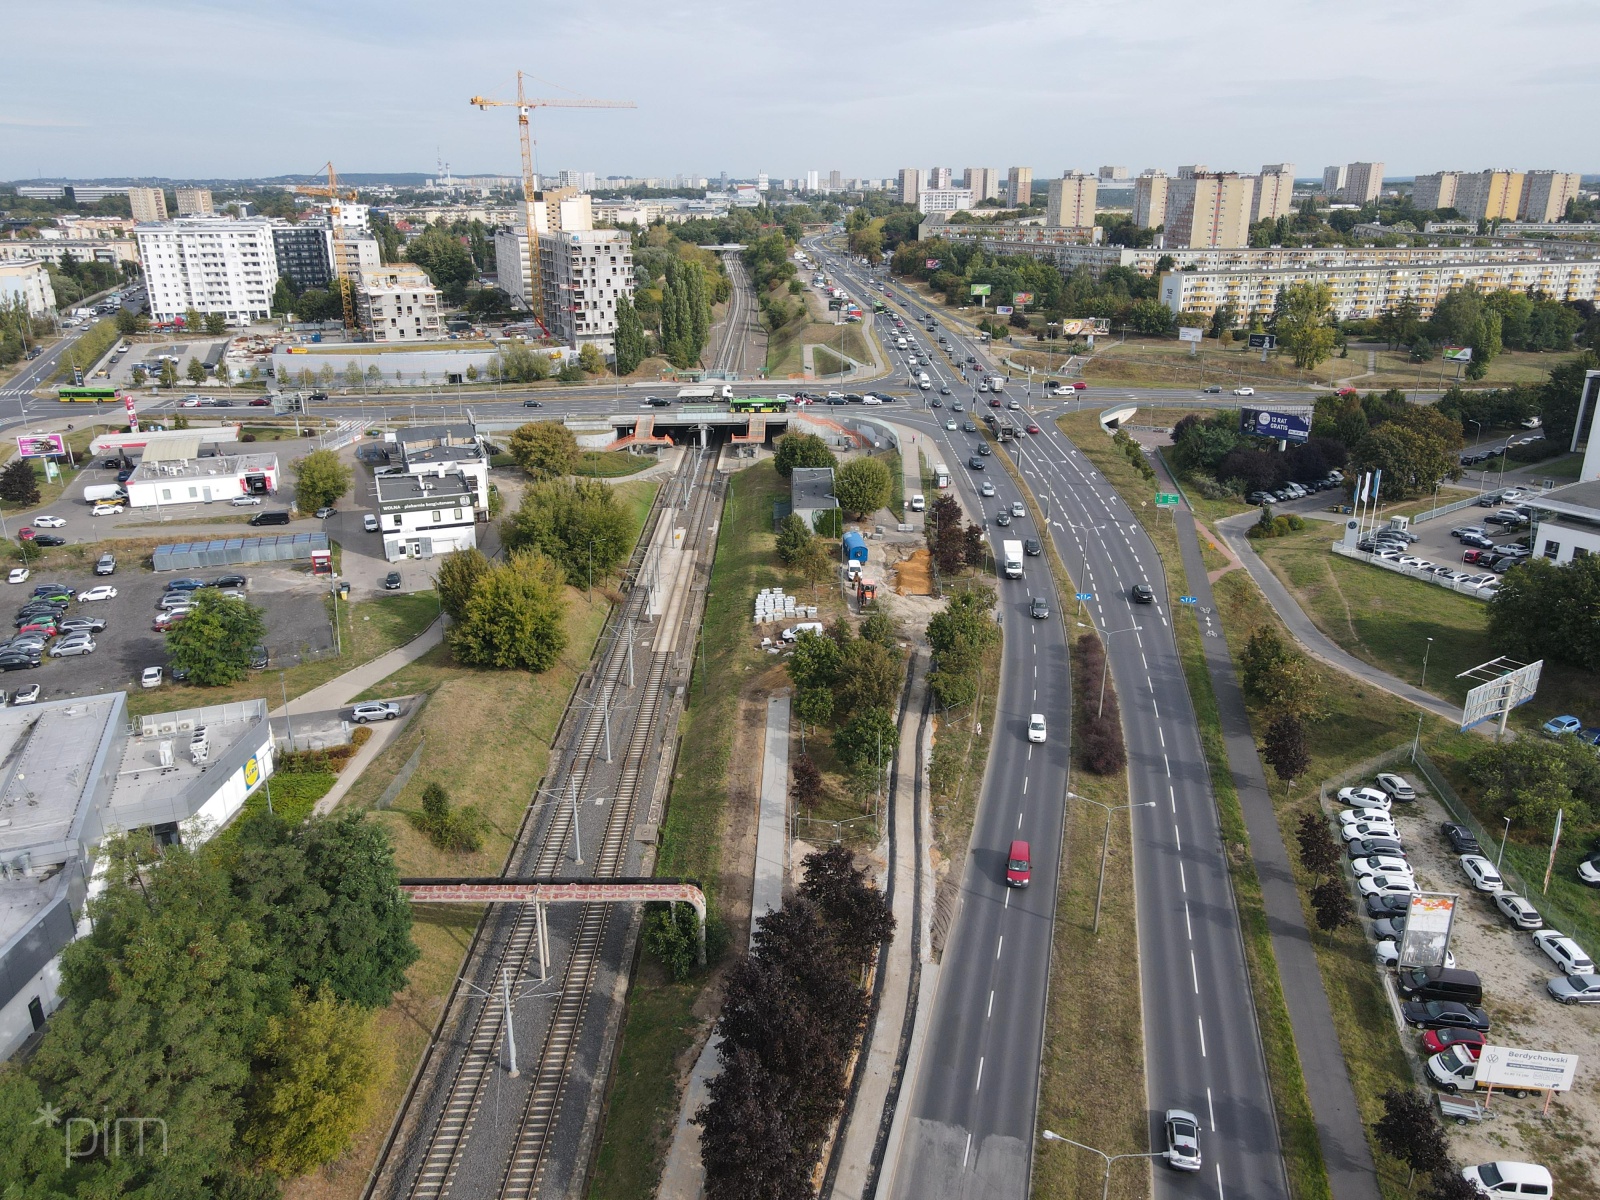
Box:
135, 216, 280, 325
917, 188, 974, 215
374, 468, 478, 561
355, 263, 442, 342
125, 445, 279, 509
0, 261, 57, 316
392, 422, 490, 514
537, 228, 635, 352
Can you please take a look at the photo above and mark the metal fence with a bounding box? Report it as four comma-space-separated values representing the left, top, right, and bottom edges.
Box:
1331, 542, 1495, 600
152, 532, 330, 572
1410, 494, 1489, 526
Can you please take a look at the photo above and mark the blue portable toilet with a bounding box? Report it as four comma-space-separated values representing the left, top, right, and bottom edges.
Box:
841, 530, 868, 565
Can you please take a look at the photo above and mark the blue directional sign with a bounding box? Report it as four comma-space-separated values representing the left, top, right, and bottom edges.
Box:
1075, 592, 1094, 601
1178, 596, 1198, 604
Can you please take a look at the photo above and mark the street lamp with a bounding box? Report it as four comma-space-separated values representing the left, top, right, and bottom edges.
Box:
1066, 791, 1156, 933
1420, 637, 1434, 688
1496, 815, 1512, 874
1040, 1131, 1164, 1200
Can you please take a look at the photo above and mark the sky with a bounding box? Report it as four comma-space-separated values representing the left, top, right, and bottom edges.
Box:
4, 0, 1598, 182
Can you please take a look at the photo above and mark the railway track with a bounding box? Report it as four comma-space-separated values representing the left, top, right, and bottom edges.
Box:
708, 251, 756, 377
384, 447, 721, 1200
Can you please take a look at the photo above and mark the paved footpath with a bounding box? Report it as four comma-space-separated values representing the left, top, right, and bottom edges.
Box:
1174, 507, 1383, 1200
273, 616, 443, 720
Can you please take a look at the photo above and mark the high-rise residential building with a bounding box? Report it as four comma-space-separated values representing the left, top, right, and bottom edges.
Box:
1454, 170, 1525, 222
557, 170, 596, 191
965, 167, 999, 202
756, 173, 769, 192
1412, 172, 1459, 212
1250, 164, 1296, 223
1164, 173, 1253, 248
1007, 167, 1033, 206
355, 264, 441, 342
269, 221, 336, 292
174, 187, 212, 216
898, 168, 924, 205
1322, 164, 1348, 197
128, 187, 168, 223
0, 261, 56, 316
1133, 171, 1169, 229
333, 234, 381, 279
494, 189, 593, 313
135, 216, 278, 325
1177, 165, 1210, 180
537, 228, 635, 352
1098, 166, 1129, 182
828, 169, 843, 192
806, 170, 820, 192
1519, 171, 1584, 222
917, 189, 975, 215
929, 167, 953, 190
1343, 162, 1385, 204
1045, 173, 1098, 228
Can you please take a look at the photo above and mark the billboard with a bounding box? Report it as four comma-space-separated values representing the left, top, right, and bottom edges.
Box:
1013, 292, 1034, 306
1398, 893, 1457, 969
1058, 318, 1111, 336
1239, 407, 1312, 443
1443, 345, 1473, 362
15, 433, 66, 458
1247, 333, 1277, 349
970, 284, 992, 296
994, 306, 1014, 316
1177, 326, 1203, 343
1460, 659, 1543, 732
1474, 1045, 1580, 1093
925, 258, 941, 269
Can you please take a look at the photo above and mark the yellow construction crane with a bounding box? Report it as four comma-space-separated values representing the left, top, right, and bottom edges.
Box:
293, 162, 360, 332
470, 73, 634, 331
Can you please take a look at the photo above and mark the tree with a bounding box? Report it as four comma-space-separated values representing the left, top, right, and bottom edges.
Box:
1422, 1170, 1482, 1200
833, 456, 892, 517
832, 706, 898, 772
1309, 878, 1354, 939
1536, 352, 1600, 450
184, 306, 203, 333
508, 420, 579, 479
613, 292, 648, 375
204, 312, 228, 336
500, 478, 635, 583
1263, 714, 1310, 782
1352, 420, 1460, 501
240, 986, 382, 1176
1467, 733, 1600, 830
131, 364, 147, 386
697, 1045, 809, 1200
791, 753, 823, 807
772, 432, 837, 479
858, 609, 898, 650
796, 538, 833, 591
159, 358, 179, 388
403, 226, 475, 304
186, 357, 207, 384
435, 547, 492, 620
165, 591, 268, 685
835, 637, 904, 724
775, 511, 813, 566
293, 447, 352, 512
448, 549, 569, 672
115, 306, 142, 334
0, 457, 40, 505
1295, 811, 1341, 877
660, 257, 713, 367
787, 629, 842, 694
1273, 281, 1337, 368
1371, 1087, 1450, 1186
578, 342, 606, 374
797, 846, 894, 969
409, 780, 483, 852
1486, 553, 1600, 673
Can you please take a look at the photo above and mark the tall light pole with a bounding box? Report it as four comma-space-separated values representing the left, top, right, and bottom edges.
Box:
1420, 636, 1434, 689
1066, 791, 1156, 933
1496, 815, 1512, 873
1040, 1130, 1164, 1200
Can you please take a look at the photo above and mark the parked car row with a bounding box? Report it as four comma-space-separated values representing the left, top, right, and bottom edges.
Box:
1248, 471, 1344, 506
0, 581, 104, 670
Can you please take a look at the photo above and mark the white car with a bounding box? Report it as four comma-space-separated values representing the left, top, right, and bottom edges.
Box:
1358, 873, 1418, 898
1459, 854, 1504, 892
91, 503, 125, 516
30, 515, 65, 528
1337, 786, 1392, 810
980, 481, 996, 497
1374, 773, 1416, 801
231, 495, 262, 506
12, 683, 40, 705
1338, 806, 1394, 825
1493, 893, 1543, 930
140, 666, 163, 688
76, 586, 117, 602
775, 393, 794, 403
49, 638, 95, 657
179, 397, 201, 408
6, 568, 28, 585
1028, 713, 1046, 743
1351, 855, 1413, 879
945, 419, 957, 430
1532, 929, 1595, 974
1233, 387, 1255, 396
826, 391, 844, 401
1341, 819, 1398, 843
1010, 501, 1025, 517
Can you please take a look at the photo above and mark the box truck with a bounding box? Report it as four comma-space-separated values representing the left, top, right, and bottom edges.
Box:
1002, 539, 1024, 578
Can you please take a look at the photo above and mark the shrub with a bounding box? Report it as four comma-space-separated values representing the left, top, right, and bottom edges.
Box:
1073, 634, 1126, 774
350, 725, 373, 748
408, 781, 484, 852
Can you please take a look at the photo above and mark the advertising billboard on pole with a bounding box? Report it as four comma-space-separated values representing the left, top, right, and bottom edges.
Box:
1247, 333, 1277, 349
1443, 345, 1474, 362
970, 284, 992, 297
1013, 292, 1034, 306
1239, 407, 1312, 443
925, 258, 941, 269
1177, 326, 1203, 343
1398, 893, 1457, 969
1473, 1045, 1579, 1093
15, 433, 66, 458
1459, 658, 1543, 732
994, 306, 1014, 316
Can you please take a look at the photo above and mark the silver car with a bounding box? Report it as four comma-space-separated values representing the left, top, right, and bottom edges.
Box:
49, 638, 95, 657
1163, 1109, 1201, 1171
1546, 974, 1600, 1004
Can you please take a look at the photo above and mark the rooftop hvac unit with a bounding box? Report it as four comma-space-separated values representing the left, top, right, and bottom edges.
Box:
159, 740, 174, 767
190, 726, 210, 765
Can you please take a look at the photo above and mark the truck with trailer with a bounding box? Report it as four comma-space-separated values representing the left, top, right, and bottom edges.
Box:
1002, 539, 1024, 578
676, 384, 733, 402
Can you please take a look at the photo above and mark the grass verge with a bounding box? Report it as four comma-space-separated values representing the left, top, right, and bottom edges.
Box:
577, 450, 656, 478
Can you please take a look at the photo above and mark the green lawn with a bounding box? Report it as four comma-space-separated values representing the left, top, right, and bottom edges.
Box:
577, 451, 656, 478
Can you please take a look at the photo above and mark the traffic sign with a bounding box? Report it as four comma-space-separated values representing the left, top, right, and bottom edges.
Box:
1178, 596, 1198, 605
1075, 592, 1094, 601
1155, 492, 1181, 507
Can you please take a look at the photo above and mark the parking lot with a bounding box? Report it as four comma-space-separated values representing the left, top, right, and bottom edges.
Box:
1, 559, 336, 704
1330, 770, 1600, 1187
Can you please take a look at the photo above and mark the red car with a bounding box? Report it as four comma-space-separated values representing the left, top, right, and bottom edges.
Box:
988, 397, 1002, 407
17, 622, 57, 637
1027, 423, 1041, 434
17, 527, 35, 540
249, 398, 271, 406
1005, 839, 1032, 888
1422, 1028, 1485, 1057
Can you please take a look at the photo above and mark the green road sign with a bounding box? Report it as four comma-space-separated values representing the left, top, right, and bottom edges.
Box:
1155, 492, 1181, 507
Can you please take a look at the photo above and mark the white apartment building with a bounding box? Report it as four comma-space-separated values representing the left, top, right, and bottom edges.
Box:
537, 228, 635, 352
1249, 164, 1296, 222
0, 238, 138, 267
898, 168, 923, 205
135, 216, 279, 325
1164, 173, 1254, 248
494, 190, 594, 312
174, 187, 212, 215
0, 261, 56, 316
965, 167, 999, 202
917, 188, 974, 215
1159, 255, 1600, 322
333, 234, 381, 278
1045, 174, 1098, 229
1520, 171, 1584, 223
1133, 171, 1169, 229
128, 186, 168, 223
374, 469, 477, 561
355, 264, 441, 342
806, 170, 820, 191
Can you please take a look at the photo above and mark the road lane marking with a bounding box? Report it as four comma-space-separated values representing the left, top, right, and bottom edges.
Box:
1169, 784, 1176, 810
963, 1132, 972, 1167
1198, 1016, 1207, 1057
1216, 1164, 1225, 1198
1180, 862, 1187, 892
974, 1057, 984, 1091
1158, 727, 1166, 748
1191, 950, 1200, 992
1004, 890, 1010, 908
1152, 698, 1160, 718
1022, 777, 1029, 795
988, 990, 994, 1019
1174, 825, 1182, 851
1207, 1087, 1216, 1131
996, 937, 1003, 959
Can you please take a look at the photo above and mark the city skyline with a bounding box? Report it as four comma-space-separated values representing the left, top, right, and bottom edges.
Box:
3, 0, 1598, 179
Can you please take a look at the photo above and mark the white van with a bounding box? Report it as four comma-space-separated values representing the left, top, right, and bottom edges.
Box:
1460, 1161, 1553, 1196
910, 493, 925, 512
781, 621, 825, 642
896, 336, 907, 349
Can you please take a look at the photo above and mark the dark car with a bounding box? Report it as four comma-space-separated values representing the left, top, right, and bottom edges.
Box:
32, 534, 66, 547
116, 469, 134, 483
384, 571, 403, 590
249, 644, 269, 669
306, 392, 328, 403
249, 397, 271, 406
165, 578, 207, 591
1441, 823, 1483, 855
249, 511, 291, 526
1459, 533, 1496, 550
1401, 1000, 1490, 1032
930, 398, 942, 408
1366, 892, 1413, 919
209, 575, 246, 589
1131, 583, 1155, 604
968, 457, 985, 470
962, 422, 977, 433
522, 399, 544, 408
0, 654, 41, 671
977, 443, 991, 456
1024, 538, 1042, 556
939, 386, 952, 395
1202, 385, 1222, 394
643, 396, 671, 407
1347, 836, 1406, 859
1030, 596, 1050, 619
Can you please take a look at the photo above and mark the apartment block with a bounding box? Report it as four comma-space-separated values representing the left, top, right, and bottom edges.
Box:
1045, 173, 1098, 229
1177, 165, 1210, 180
135, 216, 279, 325
1007, 167, 1033, 206
174, 187, 213, 216
917, 189, 974, 215
806, 170, 820, 191
1520, 171, 1584, 223
0, 261, 56, 316
1250, 164, 1296, 222
898, 168, 924, 205
828, 170, 843, 192
1412, 172, 1459, 212
269, 222, 336, 292
355, 264, 441, 342
965, 167, 999, 202
1322, 164, 1348, 196
494, 189, 593, 313
1164, 173, 1254, 248
128, 186, 168, 223
333, 235, 381, 279
1455, 170, 1525, 223
1133, 171, 1169, 229
536, 228, 635, 352
929, 167, 953, 190
1098, 166, 1129, 182
1344, 162, 1385, 204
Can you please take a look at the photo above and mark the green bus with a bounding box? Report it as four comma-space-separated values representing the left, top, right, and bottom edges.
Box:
872, 298, 887, 313
57, 385, 118, 402
729, 396, 788, 414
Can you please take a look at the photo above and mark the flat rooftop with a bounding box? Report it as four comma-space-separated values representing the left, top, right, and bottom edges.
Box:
375, 469, 472, 503
0, 696, 122, 868
111, 701, 268, 835
130, 451, 277, 484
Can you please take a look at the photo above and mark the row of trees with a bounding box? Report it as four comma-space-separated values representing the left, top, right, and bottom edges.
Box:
925, 492, 987, 576
487, 342, 604, 384
1294, 811, 1357, 938
1074, 633, 1126, 774
0, 812, 417, 1194
775, 512, 836, 581
1487, 554, 1600, 674
1241, 626, 1324, 784
926, 587, 999, 708
1466, 723, 1600, 830
0, 296, 50, 367
786, 617, 904, 804
695, 847, 892, 1200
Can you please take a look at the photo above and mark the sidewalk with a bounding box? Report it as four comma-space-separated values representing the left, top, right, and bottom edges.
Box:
273, 616, 444, 720
1173, 508, 1382, 1200
886, 423, 926, 532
